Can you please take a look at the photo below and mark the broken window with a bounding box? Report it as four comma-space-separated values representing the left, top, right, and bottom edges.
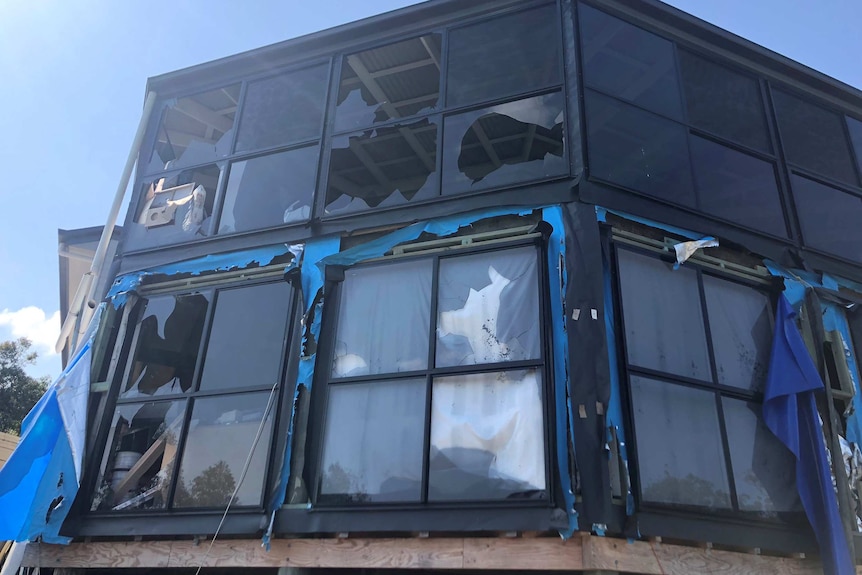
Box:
91, 280, 294, 512
791, 174, 862, 263
144, 85, 240, 175
319, 243, 547, 504
441, 92, 567, 195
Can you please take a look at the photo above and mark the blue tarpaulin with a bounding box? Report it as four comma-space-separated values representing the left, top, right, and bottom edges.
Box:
764, 295, 854, 575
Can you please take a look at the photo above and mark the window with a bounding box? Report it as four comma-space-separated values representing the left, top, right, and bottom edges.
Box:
317, 244, 548, 504
791, 174, 862, 264
615, 247, 800, 517
91, 281, 293, 512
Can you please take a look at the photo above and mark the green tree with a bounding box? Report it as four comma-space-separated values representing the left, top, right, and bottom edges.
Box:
0, 338, 50, 434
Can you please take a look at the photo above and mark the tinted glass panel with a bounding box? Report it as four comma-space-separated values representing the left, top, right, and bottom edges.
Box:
618, 250, 711, 380
91, 399, 187, 511
442, 93, 566, 195
703, 276, 772, 392
218, 146, 318, 234
333, 259, 432, 377
145, 85, 239, 175
579, 4, 682, 120
429, 369, 545, 501
848, 116, 862, 177
325, 118, 438, 215
235, 65, 329, 152
773, 89, 858, 186
121, 293, 209, 400
335, 35, 441, 133
437, 246, 540, 367
586, 90, 694, 207
199, 283, 292, 392
678, 50, 770, 152
173, 392, 274, 508
631, 376, 731, 509
791, 175, 862, 263
446, 5, 560, 108
319, 379, 426, 503
689, 135, 786, 237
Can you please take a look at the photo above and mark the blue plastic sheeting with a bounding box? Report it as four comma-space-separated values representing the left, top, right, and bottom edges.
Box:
823, 304, 862, 447
594, 206, 702, 240
0, 343, 92, 543
764, 296, 854, 575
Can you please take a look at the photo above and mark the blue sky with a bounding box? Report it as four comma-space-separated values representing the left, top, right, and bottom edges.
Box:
0, 0, 860, 381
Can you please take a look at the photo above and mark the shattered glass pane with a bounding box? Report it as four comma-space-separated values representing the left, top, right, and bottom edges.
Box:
91, 399, 187, 512
120, 293, 209, 400
235, 64, 329, 152
579, 4, 683, 120
630, 376, 732, 510
429, 369, 545, 501
325, 118, 438, 215
722, 398, 801, 516
446, 5, 560, 108
332, 258, 432, 377
173, 392, 274, 508
441, 93, 567, 195
617, 250, 711, 381
335, 34, 441, 133
199, 283, 292, 392
703, 276, 772, 392
319, 379, 426, 503
436, 246, 540, 367
791, 174, 862, 263
218, 146, 318, 234
144, 85, 240, 175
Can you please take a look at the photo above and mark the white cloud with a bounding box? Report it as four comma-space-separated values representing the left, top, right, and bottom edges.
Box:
0, 306, 61, 356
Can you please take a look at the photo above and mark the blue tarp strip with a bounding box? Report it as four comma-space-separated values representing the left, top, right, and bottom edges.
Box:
595, 206, 702, 240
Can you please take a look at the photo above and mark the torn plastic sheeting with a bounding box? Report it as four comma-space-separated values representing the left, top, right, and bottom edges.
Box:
823, 303, 862, 448
595, 206, 703, 241
673, 236, 718, 269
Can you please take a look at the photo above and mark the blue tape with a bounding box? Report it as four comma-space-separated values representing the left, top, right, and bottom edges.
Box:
823, 303, 862, 446
595, 206, 702, 240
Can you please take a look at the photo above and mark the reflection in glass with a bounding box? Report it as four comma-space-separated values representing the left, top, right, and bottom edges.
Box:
436, 246, 540, 367
618, 250, 711, 380
145, 85, 240, 174
335, 34, 441, 133
199, 283, 292, 392
579, 4, 683, 120
442, 93, 566, 195
791, 175, 862, 263
235, 64, 329, 152
703, 276, 772, 392
631, 376, 731, 509
332, 259, 432, 377
446, 5, 559, 108
174, 392, 274, 508
320, 380, 426, 503
218, 146, 318, 234
848, 116, 862, 177
325, 119, 438, 215
429, 369, 545, 501
121, 293, 209, 400
689, 135, 786, 237
91, 400, 187, 511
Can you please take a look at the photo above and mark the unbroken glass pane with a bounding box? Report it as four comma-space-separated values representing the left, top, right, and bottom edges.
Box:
689, 135, 786, 237
174, 392, 274, 508
848, 116, 862, 177
144, 85, 240, 175
617, 250, 711, 380
586, 90, 695, 207
335, 34, 441, 133
579, 4, 683, 120
121, 293, 209, 400
703, 276, 772, 392
722, 398, 801, 515
332, 259, 432, 377
437, 246, 540, 367
199, 283, 292, 392
91, 399, 187, 511
791, 175, 862, 263
773, 89, 859, 186
446, 5, 560, 108
218, 146, 318, 234
235, 64, 329, 152
631, 376, 731, 509
442, 93, 566, 195
429, 369, 545, 501
325, 118, 438, 215
319, 379, 426, 503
